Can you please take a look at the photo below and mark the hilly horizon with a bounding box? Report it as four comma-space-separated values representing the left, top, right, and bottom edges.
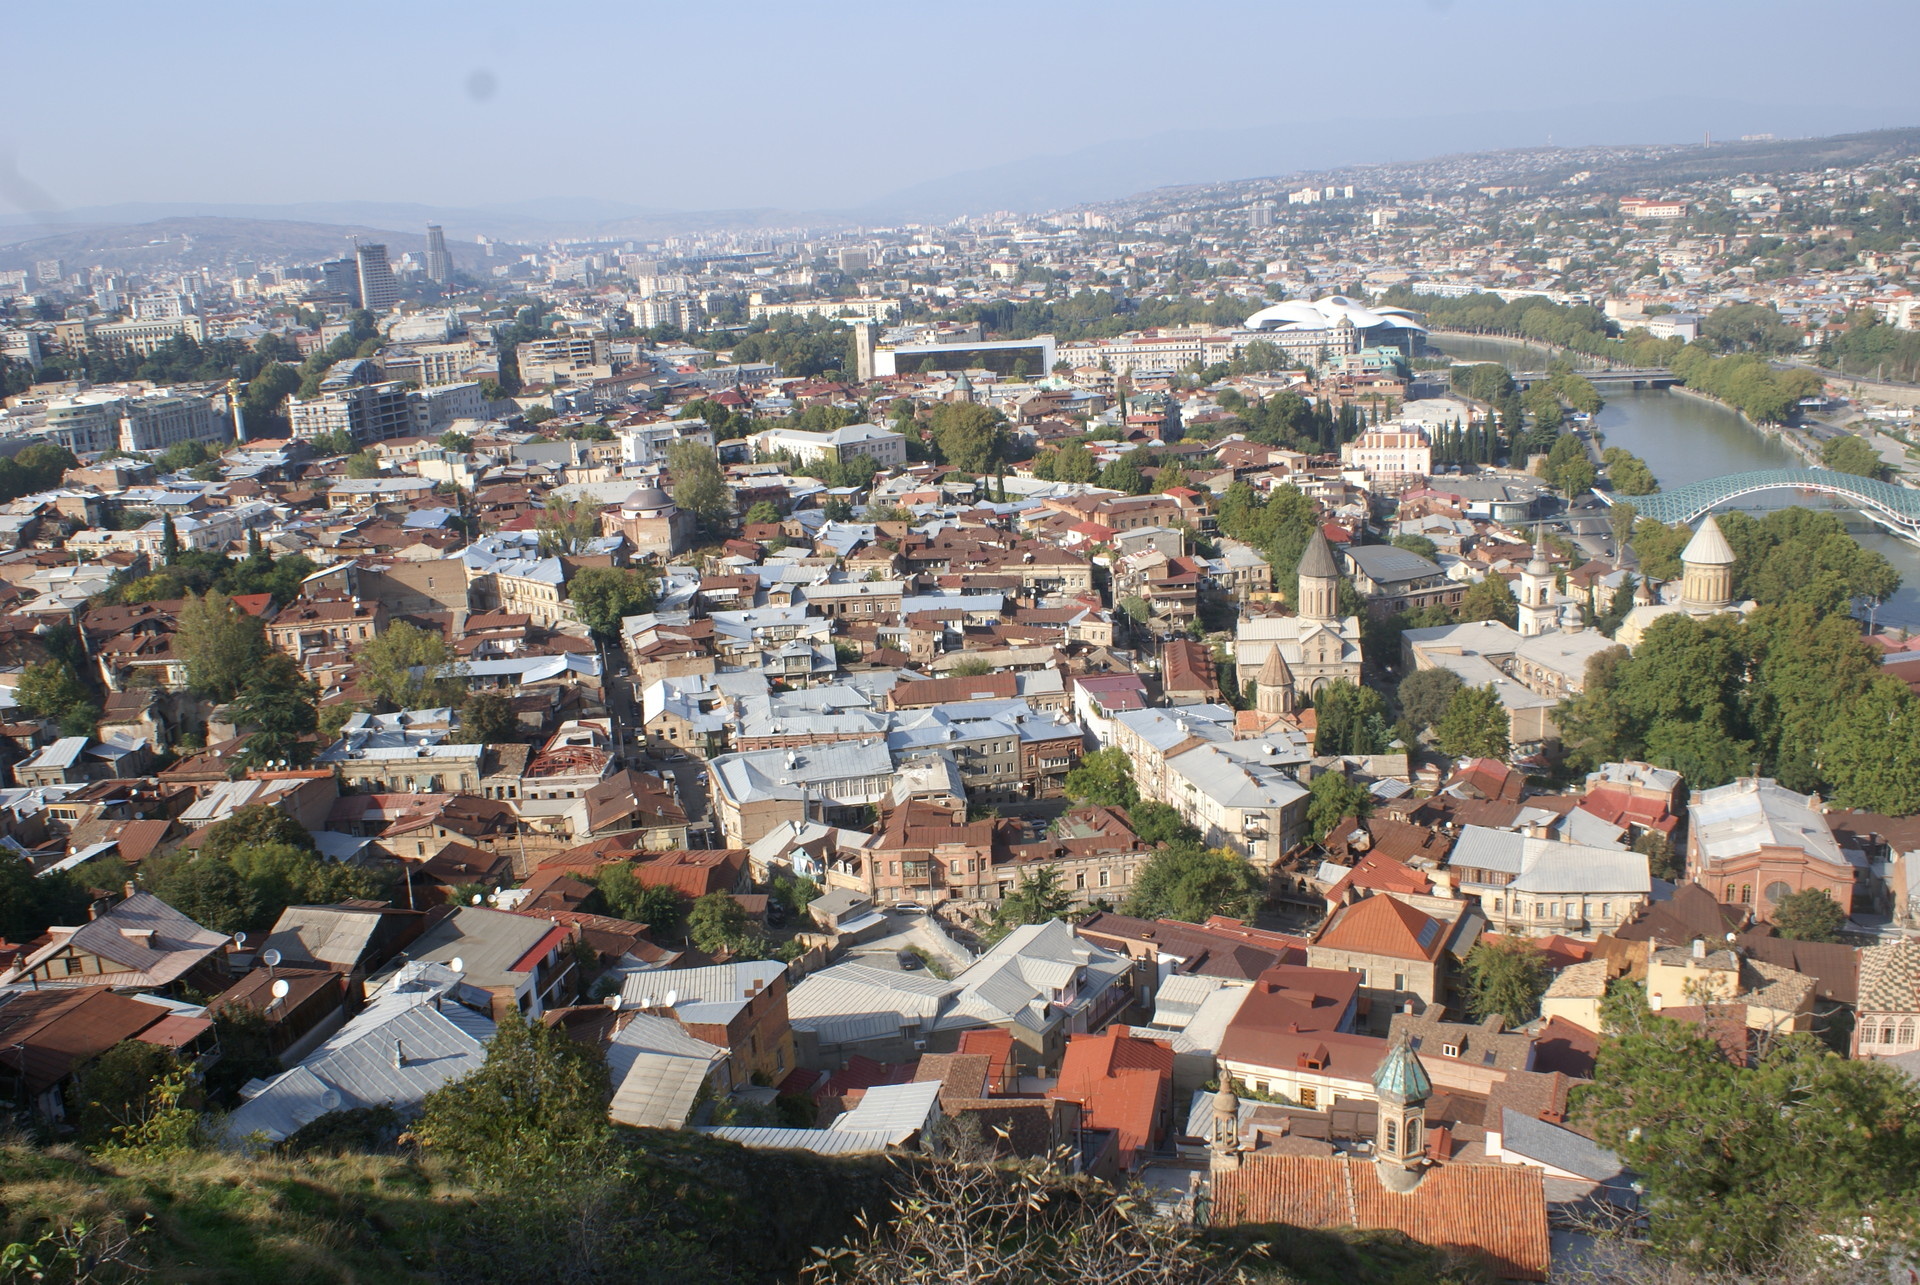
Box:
3, 107, 1917, 270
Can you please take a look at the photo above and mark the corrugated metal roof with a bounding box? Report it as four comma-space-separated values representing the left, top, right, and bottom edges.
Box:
700, 1125, 901, 1154
832, 1080, 942, 1143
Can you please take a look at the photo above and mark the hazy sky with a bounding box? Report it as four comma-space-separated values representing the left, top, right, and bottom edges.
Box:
7, 0, 1919, 215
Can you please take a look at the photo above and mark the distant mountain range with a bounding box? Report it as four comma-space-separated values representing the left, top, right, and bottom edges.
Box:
0, 99, 1912, 270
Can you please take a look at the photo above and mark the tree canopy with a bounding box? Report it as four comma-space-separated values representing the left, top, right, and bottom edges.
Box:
1434, 683, 1511, 760
1063, 748, 1137, 809
1121, 842, 1265, 923
174, 591, 268, 702
1575, 1013, 1920, 1272
354, 620, 464, 711
1461, 937, 1548, 1026
567, 564, 658, 640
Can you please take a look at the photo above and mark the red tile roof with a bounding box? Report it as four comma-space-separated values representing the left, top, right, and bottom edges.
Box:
1312, 895, 1448, 962
1049, 1026, 1173, 1169
1210, 1154, 1550, 1280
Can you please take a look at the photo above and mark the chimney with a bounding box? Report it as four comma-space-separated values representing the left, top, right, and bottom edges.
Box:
1692, 938, 1707, 959
393, 1039, 406, 1069
123, 881, 137, 901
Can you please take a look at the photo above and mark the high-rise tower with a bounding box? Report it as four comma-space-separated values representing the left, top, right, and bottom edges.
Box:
354, 242, 400, 312
424, 225, 450, 284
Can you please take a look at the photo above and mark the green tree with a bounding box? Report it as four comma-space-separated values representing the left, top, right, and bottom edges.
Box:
1396, 666, 1464, 732
1126, 801, 1200, 848
1770, 887, 1846, 942
1819, 675, 1920, 813
1098, 452, 1150, 495
66, 1041, 189, 1149
593, 864, 686, 934
201, 803, 315, 861
355, 620, 463, 710
1121, 842, 1265, 923
1312, 680, 1390, 755
1435, 683, 1511, 760
1820, 433, 1887, 480
687, 891, 760, 956
414, 1009, 612, 1192
1063, 747, 1137, 808
522, 405, 556, 425
14, 659, 97, 731
0, 851, 89, 948
1456, 574, 1518, 626
1461, 937, 1548, 1025
159, 514, 181, 564
150, 858, 261, 934
1607, 499, 1639, 549
173, 591, 268, 701
535, 494, 605, 557
1050, 440, 1099, 483
226, 652, 318, 769
1575, 1021, 1920, 1272
743, 500, 782, 525
1600, 447, 1658, 495
566, 564, 658, 640
946, 656, 993, 678
667, 439, 731, 532
1305, 770, 1373, 843
928, 402, 1006, 473
344, 450, 382, 480
455, 691, 520, 745
989, 869, 1077, 940
1390, 533, 1438, 561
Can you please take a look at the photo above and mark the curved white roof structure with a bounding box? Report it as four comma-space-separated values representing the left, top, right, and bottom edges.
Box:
1244, 295, 1427, 335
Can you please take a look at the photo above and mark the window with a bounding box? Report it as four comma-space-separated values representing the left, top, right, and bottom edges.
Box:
1393, 973, 1405, 991
1098, 870, 1109, 888
1383, 1119, 1398, 1152
1076, 872, 1086, 890
1903, 1020, 1916, 1045
1441, 1043, 1460, 1058
1299, 1086, 1317, 1108
1765, 881, 1793, 906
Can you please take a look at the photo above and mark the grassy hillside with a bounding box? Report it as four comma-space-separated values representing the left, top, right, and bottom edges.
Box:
0, 1132, 1487, 1285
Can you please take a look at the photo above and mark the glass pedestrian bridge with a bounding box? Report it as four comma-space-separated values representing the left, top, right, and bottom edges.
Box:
1607, 469, 1920, 535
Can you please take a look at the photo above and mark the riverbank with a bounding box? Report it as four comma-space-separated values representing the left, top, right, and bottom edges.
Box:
1666, 384, 1821, 465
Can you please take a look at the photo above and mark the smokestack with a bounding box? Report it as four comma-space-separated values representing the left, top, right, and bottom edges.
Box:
392, 1039, 406, 1069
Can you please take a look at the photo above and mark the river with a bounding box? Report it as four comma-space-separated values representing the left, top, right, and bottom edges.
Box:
1432, 334, 1920, 631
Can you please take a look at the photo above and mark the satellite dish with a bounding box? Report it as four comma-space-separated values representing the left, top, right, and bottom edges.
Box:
261, 948, 282, 968
663, 989, 678, 1009
270, 978, 291, 1000
450, 957, 465, 974
1725, 932, 1738, 943
234, 932, 248, 947
606, 994, 622, 1011
471, 893, 484, 905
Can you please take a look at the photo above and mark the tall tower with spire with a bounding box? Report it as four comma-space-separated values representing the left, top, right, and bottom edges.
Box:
1678, 514, 1735, 610
1372, 1035, 1432, 1177
1296, 529, 1341, 622
1516, 536, 1556, 637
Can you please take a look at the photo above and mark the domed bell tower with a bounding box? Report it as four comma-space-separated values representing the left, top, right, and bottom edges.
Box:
1516, 536, 1556, 637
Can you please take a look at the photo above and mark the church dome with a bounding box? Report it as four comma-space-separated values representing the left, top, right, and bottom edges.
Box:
623, 484, 674, 517
1681, 514, 1736, 566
